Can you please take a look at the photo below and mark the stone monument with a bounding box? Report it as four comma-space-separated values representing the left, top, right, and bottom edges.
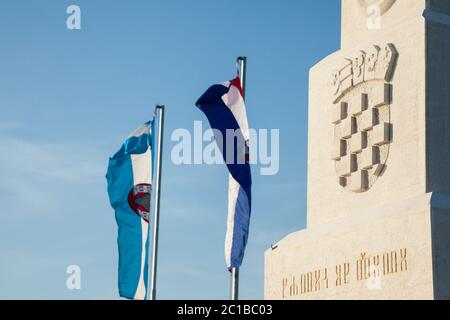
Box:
265, 0, 450, 300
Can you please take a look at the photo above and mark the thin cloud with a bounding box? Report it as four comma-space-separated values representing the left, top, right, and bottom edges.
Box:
0, 128, 107, 218
0, 121, 23, 132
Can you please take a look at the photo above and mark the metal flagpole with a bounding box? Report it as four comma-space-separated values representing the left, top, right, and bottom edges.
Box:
230, 56, 247, 301
149, 105, 165, 300
230, 267, 239, 300
237, 56, 247, 99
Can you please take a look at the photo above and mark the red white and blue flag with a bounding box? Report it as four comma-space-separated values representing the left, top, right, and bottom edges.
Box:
196, 75, 252, 269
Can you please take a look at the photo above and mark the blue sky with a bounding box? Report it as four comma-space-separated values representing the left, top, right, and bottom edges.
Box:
0, 1, 340, 299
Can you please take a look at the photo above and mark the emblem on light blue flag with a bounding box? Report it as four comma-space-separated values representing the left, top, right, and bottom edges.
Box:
106, 120, 154, 300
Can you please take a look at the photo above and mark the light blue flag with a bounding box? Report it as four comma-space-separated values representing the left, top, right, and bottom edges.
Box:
106, 120, 154, 300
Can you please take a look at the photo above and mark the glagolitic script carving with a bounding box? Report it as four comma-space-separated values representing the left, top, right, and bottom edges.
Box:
281, 247, 408, 299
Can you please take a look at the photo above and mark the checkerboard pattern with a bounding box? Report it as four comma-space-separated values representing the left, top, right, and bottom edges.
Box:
332, 83, 392, 192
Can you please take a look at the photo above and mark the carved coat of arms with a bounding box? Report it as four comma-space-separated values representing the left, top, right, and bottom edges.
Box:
330, 43, 398, 193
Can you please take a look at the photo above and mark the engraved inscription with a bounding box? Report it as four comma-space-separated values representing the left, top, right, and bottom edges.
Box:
281, 247, 408, 299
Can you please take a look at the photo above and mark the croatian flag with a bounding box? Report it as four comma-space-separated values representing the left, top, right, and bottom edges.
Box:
106, 120, 154, 300
196, 76, 252, 269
